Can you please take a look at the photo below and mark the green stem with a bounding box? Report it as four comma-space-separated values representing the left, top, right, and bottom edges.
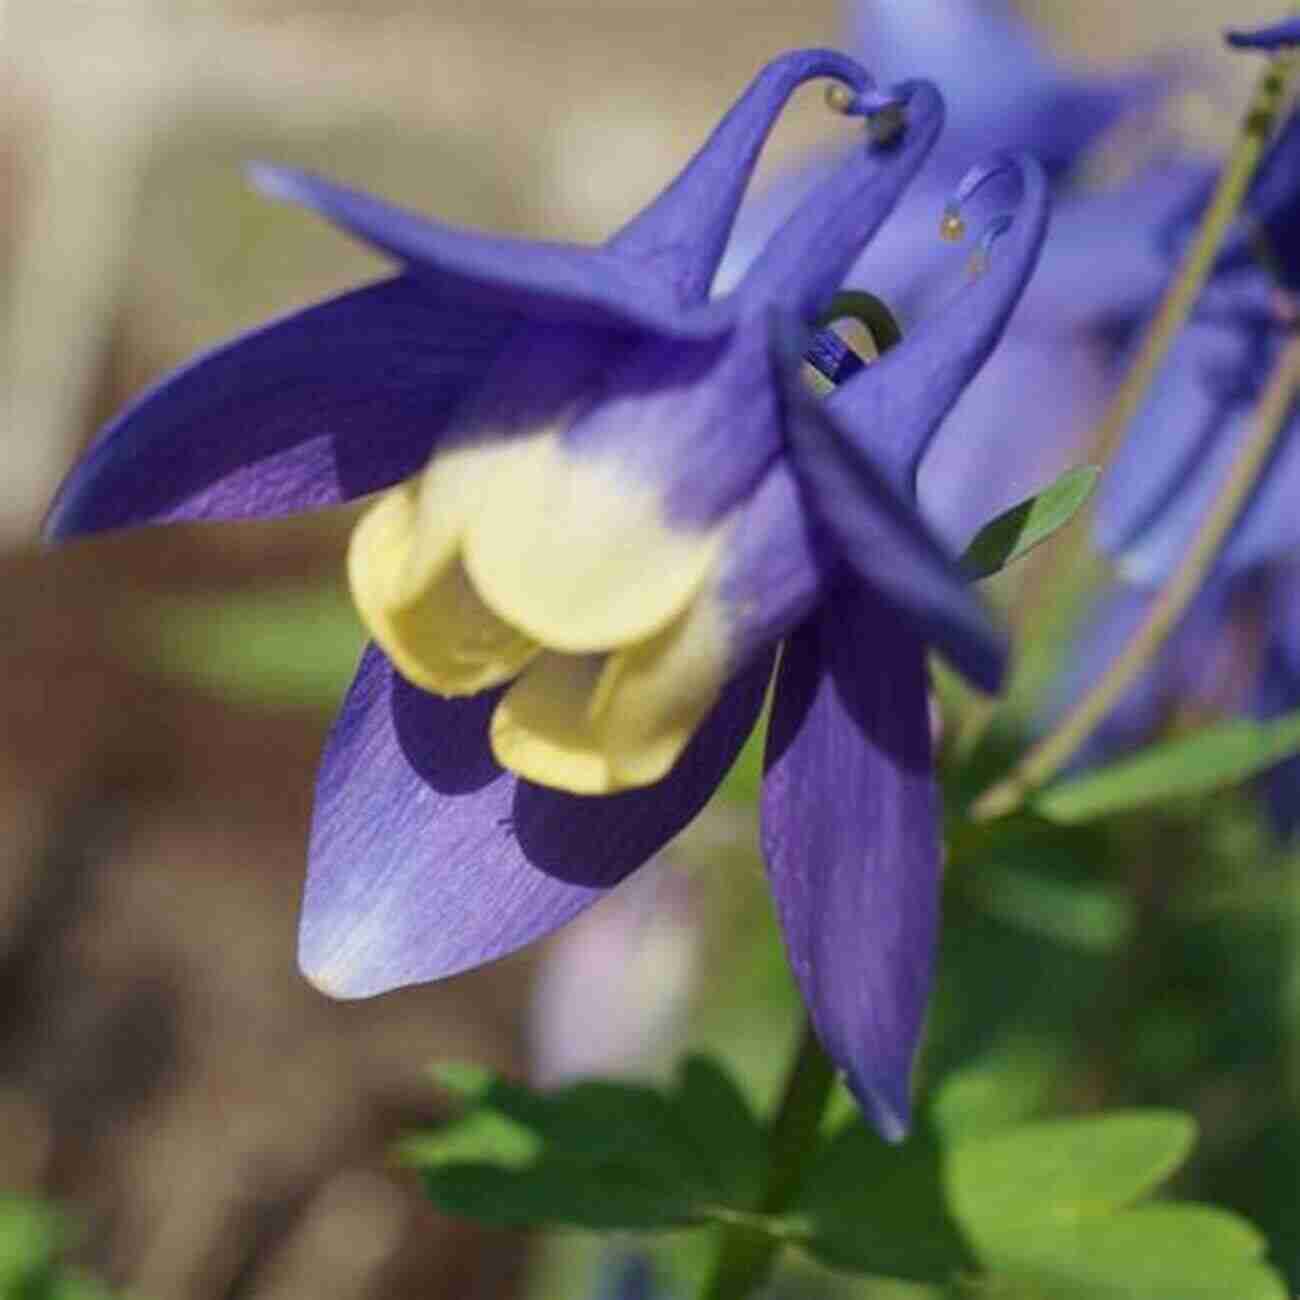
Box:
701, 1019, 836, 1300
1283, 851, 1300, 1108
1092, 48, 1297, 467
973, 332, 1300, 821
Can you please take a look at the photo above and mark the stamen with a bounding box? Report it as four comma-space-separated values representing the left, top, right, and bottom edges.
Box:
803, 290, 905, 386
804, 329, 866, 386
824, 82, 857, 114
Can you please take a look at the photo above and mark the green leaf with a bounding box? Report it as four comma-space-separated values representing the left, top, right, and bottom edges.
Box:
788, 1120, 971, 1282
943, 1112, 1285, 1298
402, 1056, 764, 1231
1034, 708, 1300, 824
0, 1197, 63, 1292
946, 1110, 1195, 1265
959, 466, 1099, 580
0, 1198, 117, 1300
674, 1055, 767, 1208
968, 864, 1135, 953
974, 1205, 1287, 1300
930, 1041, 1063, 1143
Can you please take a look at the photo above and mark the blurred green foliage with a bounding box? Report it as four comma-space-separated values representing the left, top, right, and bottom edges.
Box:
959, 467, 1099, 582
0, 1199, 115, 1300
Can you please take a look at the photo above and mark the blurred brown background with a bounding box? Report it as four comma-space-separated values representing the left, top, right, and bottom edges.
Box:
0, 1, 1284, 1297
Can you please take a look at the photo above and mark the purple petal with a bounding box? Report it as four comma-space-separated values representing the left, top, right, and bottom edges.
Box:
1234, 112, 1300, 291
851, 0, 1162, 173
1015, 161, 1214, 331
1226, 18, 1300, 49
772, 313, 1007, 693
761, 584, 939, 1141
917, 334, 1107, 550
1219, 408, 1300, 575
300, 645, 771, 997
1095, 311, 1253, 564
738, 80, 945, 321
610, 49, 876, 305
829, 153, 1049, 498
46, 276, 507, 539
1096, 310, 1280, 582
251, 165, 730, 340
560, 330, 776, 528
717, 461, 824, 657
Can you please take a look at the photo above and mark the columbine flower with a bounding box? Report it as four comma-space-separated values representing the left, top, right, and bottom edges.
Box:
47, 50, 1048, 1139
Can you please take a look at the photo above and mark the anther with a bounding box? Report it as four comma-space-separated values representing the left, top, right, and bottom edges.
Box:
939, 208, 966, 242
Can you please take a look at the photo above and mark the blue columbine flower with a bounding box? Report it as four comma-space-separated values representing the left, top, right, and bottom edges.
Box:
46, 50, 1049, 1139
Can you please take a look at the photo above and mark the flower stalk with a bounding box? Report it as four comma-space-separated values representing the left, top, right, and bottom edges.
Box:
702, 1018, 836, 1300
974, 330, 1300, 820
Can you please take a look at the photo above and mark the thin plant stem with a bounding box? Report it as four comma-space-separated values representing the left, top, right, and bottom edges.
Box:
701, 1018, 836, 1300
973, 332, 1300, 821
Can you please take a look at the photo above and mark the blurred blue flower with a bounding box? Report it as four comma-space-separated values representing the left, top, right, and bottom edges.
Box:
46, 50, 1049, 1138
592, 1254, 664, 1300
1046, 26, 1300, 837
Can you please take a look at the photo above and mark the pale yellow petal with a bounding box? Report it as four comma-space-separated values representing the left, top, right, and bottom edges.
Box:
489, 592, 733, 795
348, 480, 537, 696
590, 591, 731, 788
490, 653, 614, 794
463, 431, 720, 654
393, 436, 510, 606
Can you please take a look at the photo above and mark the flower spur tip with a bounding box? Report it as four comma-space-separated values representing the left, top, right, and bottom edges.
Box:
824, 79, 912, 147
940, 153, 1044, 269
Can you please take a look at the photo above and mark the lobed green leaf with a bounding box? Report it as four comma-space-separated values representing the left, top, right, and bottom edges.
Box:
404, 1056, 764, 1232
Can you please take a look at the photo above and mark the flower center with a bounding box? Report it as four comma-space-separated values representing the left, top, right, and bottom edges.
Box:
347, 424, 736, 797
